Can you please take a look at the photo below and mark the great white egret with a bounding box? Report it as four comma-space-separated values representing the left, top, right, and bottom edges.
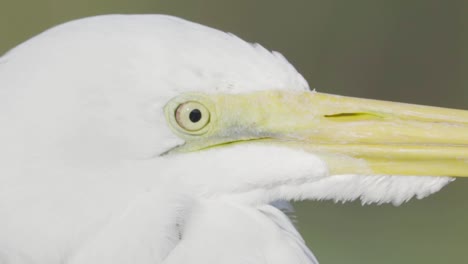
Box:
0, 15, 466, 264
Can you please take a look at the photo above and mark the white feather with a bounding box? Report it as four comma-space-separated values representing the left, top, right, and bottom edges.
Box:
0, 15, 453, 264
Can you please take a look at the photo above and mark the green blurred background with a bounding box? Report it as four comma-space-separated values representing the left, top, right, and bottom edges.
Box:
1, 0, 466, 263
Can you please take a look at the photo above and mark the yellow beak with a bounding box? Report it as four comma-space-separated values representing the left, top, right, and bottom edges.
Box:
164, 90, 468, 177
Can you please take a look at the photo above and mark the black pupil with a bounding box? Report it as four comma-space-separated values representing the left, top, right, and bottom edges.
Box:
189, 109, 202, 123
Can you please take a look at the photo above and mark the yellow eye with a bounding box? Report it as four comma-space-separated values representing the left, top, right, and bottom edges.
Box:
175, 101, 210, 132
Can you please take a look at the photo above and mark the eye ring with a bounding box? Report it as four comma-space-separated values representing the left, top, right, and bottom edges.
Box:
175, 101, 210, 132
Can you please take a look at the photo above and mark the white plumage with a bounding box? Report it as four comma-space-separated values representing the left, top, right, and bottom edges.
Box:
0, 15, 453, 263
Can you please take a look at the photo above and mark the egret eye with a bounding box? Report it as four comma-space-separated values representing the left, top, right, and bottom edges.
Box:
175, 101, 210, 131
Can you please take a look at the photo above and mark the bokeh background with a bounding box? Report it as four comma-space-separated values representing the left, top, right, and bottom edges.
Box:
1, 1, 466, 263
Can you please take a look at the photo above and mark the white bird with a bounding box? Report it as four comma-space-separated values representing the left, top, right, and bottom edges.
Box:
0, 15, 467, 264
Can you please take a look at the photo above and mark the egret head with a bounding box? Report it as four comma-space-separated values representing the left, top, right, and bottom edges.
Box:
1, 15, 466, 207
